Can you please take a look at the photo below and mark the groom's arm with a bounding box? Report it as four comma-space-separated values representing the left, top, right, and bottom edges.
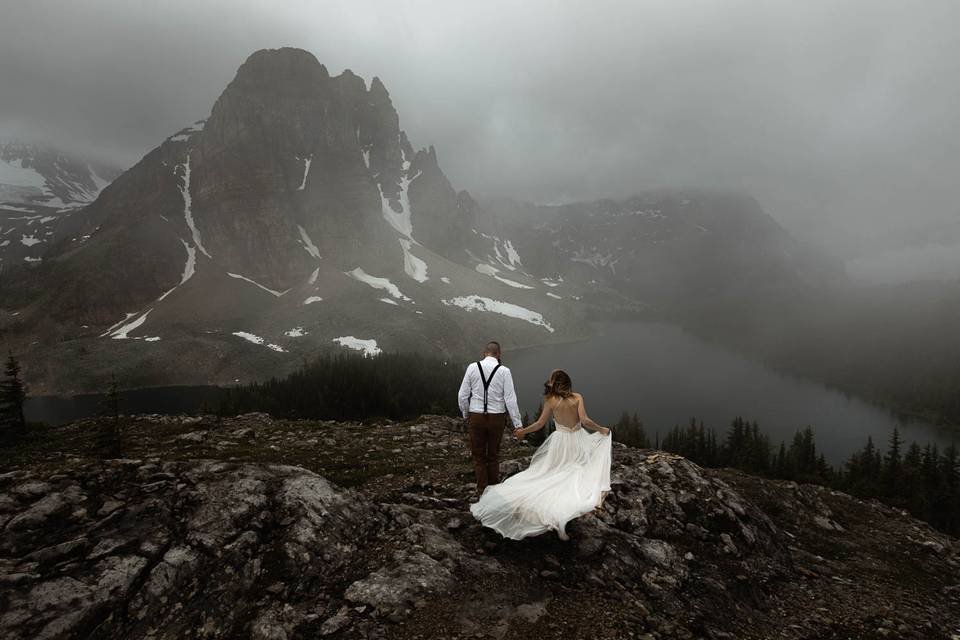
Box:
501, 369, 523, 428
457, 367, 473, 419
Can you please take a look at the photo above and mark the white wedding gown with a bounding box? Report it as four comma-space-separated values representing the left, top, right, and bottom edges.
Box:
469, 421, 612, 540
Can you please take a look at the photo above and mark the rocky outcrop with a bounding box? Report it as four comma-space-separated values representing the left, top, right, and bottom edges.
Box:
0, 460, 383, 639
1, 414, 957, 639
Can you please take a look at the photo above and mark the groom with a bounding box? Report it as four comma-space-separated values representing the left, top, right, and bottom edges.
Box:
457, 341, 523, 496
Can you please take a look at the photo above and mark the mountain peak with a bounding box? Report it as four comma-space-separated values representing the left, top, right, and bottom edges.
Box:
369, 76, 390, 99
229, 47, 331, 95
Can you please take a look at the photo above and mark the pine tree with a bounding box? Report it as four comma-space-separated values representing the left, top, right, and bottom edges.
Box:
0, 352, 27, 444
773, 442, 788, 478
97, 375, 123, 458
937, 445, 960, 533
884, 427, 903, 499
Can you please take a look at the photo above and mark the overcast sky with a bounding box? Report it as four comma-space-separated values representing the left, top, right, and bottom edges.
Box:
3, 0, 959, 257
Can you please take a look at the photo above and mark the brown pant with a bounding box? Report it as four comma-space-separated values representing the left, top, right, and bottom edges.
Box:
468, 412, 507, 494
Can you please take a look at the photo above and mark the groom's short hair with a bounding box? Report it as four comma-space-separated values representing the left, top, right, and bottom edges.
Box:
485, 341, 501, 357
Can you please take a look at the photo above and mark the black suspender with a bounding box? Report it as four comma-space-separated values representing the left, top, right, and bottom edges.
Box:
476, 361, 502, 414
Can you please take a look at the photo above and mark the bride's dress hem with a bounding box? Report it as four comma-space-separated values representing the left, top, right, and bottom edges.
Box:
470, 493, 609, 541
469, 422, 612, 542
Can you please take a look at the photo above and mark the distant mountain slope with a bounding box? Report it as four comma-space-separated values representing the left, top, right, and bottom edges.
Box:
0, 142, 120, 207
0, 144, 123, 270
481, 191, 843, 312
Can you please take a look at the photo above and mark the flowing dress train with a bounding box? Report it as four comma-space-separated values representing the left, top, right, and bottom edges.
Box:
469, 421, 612, 540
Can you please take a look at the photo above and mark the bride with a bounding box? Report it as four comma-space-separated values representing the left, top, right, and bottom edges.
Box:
469, 369, 612, 541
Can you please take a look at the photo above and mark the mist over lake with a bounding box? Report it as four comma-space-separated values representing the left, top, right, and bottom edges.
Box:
509, 322, 956, 464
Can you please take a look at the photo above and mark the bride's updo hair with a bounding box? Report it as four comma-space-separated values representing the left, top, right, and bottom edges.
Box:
543, 369, 573, 399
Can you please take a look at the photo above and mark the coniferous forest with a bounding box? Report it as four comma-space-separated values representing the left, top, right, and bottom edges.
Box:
218, 352, 462, 422
613, 413, 960, 536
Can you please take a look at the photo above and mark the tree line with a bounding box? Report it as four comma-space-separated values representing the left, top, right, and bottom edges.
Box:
217, 352, 462, 421
612, 412, 960, 536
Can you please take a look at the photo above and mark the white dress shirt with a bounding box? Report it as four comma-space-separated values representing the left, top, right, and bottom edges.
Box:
458, 356, 523, 428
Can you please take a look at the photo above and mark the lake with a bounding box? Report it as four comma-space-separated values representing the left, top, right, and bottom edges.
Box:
508, 321, 957, 464
25, 386, 227, 427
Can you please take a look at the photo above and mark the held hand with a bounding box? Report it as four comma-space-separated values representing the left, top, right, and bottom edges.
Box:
513, 428, 525, 440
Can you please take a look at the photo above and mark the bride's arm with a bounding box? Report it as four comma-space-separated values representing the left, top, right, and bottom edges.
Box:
516, 401, 553, 438
577, 394, 610, 435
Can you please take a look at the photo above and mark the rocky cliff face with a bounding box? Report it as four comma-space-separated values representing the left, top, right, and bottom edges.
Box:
1, 414, 957, 639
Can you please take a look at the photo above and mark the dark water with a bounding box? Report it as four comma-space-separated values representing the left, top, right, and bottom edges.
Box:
508, 321, 957, 464
25, 386, 226, 426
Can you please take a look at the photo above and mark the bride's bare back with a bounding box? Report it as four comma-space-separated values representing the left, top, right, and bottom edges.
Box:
550, 395, 582, 428
518, 392, 610, 437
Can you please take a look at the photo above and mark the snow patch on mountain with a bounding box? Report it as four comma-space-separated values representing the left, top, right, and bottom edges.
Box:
232, 331, 286, 352
474, 263, 534, 289
0, 158, 47, 189
399, 238, 428, 283
285, 327, 307, 337
158, 240, 196, 302
178, 155, 211, 258
110, 310, 153, 340
168, 121, 205, 143
379, 297, 398, 306
442, 295, 554, 332
346, 268, 412, 302
475, 231, 523, 271
493, 238, 522, 270
227, 272, 288, 297
20, 235, 41, 247
298, 225, 322, 259
378, 147, 422, 241
304, 296, 323, 305
296, 156, 312, 190
101, 313, 138, 337
333, 336, 382, 357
